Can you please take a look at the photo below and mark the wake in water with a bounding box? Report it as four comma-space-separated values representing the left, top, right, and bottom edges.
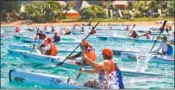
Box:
135, 53, 151, 72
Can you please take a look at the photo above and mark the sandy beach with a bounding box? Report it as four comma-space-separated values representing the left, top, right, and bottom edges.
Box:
1, 20, 174, 27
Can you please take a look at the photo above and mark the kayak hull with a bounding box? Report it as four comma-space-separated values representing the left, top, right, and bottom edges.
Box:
9, 70, 88, 89
97, 36, 162, 43
9, 50, 162, 77
120, 52, 174, 65
9, 44, 81, 53
21, 38, 80, 44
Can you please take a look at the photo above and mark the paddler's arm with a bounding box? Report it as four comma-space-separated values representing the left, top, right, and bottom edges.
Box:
81, 68, 97, 74
84, 55, 105, 72
67, 52, 82, 59
152, 43, 162, 53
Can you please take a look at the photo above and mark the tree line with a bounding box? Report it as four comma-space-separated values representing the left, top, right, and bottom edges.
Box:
1, 1, 174, 23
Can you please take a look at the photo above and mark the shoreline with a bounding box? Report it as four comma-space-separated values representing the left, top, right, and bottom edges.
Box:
1, 20, 174, 27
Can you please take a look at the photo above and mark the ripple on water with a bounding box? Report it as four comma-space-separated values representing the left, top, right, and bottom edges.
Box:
1, 26, 174, 89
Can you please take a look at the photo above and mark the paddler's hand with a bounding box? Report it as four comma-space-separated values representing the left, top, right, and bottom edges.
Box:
66, 56, 73, 59
80, 68, 85, 72
83, 54, 88, 61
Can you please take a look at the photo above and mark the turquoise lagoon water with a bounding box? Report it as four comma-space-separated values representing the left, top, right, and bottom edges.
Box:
1, 26, 174, 89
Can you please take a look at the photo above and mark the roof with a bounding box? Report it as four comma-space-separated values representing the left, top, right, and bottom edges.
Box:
80, 1, 91, 10
63, 8, 79, 13
57, 1, 67, 7
112, 1, 128, 5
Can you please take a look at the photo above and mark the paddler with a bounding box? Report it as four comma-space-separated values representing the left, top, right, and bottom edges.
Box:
62, 28, 71, 35
152, 36, 174, 55
31, 44, 41, 55
15, 26, 20, 32
51, 26, 55, 32
165, 25, 172, 34
66, 40, 96, 65
139, 30, 153, 39
36, 30, 47, 47
52, 32, 60, 42
129, 30, 139, 38
81, 48, 124, 89
125, 25, 130, 31
44, 25, 48, 30
41, 37, 58, 56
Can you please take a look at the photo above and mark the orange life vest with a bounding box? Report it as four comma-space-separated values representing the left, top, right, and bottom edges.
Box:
84, 49, 96, 64
45, 43, 58, 56
107, 60, 116, 74
44, 40, 48, 47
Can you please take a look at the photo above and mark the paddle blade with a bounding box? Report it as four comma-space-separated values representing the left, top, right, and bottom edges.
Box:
76, 72, 82, 80
90, 29, 96, 34
56, 62, 64, 67
160, 20, 167, 33
88, 22, 91, 26
132, 24, 136, 29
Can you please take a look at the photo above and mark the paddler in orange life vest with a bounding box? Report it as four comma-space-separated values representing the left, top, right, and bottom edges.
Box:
81, 48, 124, 89
66, 40, 96, 65
15, 26, 20, 32
41, 37, 58, 56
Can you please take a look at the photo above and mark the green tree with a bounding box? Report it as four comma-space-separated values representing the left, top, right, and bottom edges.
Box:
80, 5, 105, 19
1, 1, 22, 21
24, 1, 62, 22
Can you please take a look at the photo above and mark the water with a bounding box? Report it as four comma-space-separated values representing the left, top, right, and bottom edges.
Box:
1, 26, 174, 89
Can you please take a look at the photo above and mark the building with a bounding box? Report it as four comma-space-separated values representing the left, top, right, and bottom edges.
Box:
112, 1, 128, 10
63, 8, 81, 19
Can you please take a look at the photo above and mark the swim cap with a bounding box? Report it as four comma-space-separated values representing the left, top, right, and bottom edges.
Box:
102, 48, 113, 57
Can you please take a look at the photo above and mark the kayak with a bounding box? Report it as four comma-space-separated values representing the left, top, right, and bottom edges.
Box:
9, 70, 88, 89
97, 36, 174, 43
13, 35, 33, 39
8, 45, 81, 53
21, 38, 80, 44
120, 52, 174, 65
9, 50, 162, 77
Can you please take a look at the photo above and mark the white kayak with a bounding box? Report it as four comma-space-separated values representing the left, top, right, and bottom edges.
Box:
97, 36, 174, 43
120, 52, 174, 65
8, 44, 81, 53
9, 70, 88, 89
21, 38, 80, 44
8, 50, 163, 77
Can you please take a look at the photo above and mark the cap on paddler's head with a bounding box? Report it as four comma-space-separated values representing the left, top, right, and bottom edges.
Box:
102, 48, 113, 57
81, 40, 89, 47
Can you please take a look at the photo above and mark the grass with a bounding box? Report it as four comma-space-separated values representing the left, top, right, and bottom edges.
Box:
60, 17, 174, 22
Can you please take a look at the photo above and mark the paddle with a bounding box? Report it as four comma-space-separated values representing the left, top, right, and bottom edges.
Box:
149, 20, 167, 53
127, 24, 136, 37
33, 28, 39, 46
56, 22, 100, 67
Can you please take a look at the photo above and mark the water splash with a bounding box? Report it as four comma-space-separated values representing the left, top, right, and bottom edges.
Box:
135, 53, 152, 72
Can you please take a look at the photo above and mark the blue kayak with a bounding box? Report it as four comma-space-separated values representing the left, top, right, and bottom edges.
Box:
97, 36, 174, 43
21, 38, 80, 44
8, 44, 81, 54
